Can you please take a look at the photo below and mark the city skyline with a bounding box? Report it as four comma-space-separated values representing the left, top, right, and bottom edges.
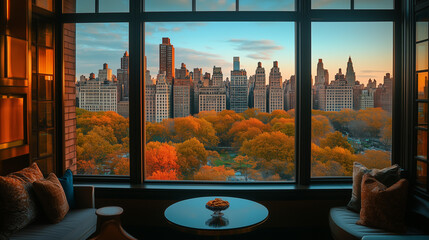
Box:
76, 21, 393, 85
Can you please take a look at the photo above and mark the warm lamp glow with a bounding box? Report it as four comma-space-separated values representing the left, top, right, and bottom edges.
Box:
0, 96, 25, 149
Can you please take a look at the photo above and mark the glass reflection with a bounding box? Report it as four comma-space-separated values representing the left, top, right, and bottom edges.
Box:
99, 0, 129, 12
205, 216, 229, 228
240, 0, 295, 11
417, 130, 428, 160
312, 0, 350, 9
417, 72, 428, 99
418, 103, 428, 126
417, 22, 428, 42
417, 161, 427, 189
416, 42, 428, 71
145, 0, 192, 12
354, 0, 393, 9
197, 0, 235, 11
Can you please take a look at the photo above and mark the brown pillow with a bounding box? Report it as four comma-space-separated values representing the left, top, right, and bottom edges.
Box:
357, 174, 408, 233
0, 163, 44, 238
347, 162, 400, 212
33, 173, 69, 223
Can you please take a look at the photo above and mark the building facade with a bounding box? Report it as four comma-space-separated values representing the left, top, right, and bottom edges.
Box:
159, 37, 175, 84
268, 61, 283, 112
253, 62, 267, 112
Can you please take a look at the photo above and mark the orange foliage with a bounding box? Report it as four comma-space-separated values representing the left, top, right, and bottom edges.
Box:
312, 115, 333, 142
165, 116, 219, 147
197, 110, 244, 146
147, 170, 179, 180
76, 160, 99, 175
145, 142, 180, 179
228, 118, 270, 147
320, 131, 354, 153
356, 150, 391, 169
270, 118, 295, 136
193, 165, 235, 181
175, 138, 208, 179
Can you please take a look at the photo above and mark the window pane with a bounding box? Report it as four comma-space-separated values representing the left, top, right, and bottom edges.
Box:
417, 130, 428, 160
63, 0, 95, 13
311, 22, 393, 177
38, 47, 54, 75
417, 161, 427, 189
38, 22, 53, 48
418, 72, 428, 99
239, 0, 295, 11
99, 0, 129, 12
7, 37, 27, 79
38, 75, 54, 101
418, 103, 428, 126
354, 0, 393, 9
145, 22, 295, 181
34, 0, 54, 11
416, 22, 428, 42
38, 129, 53, 157
145, 0, 192, 12
197, 0, 235, 11
72, 23, 130, 176
312, 0, 350, 9
417, 42, 428, 71
35, 157, 54, 175
39, 102, 54, 128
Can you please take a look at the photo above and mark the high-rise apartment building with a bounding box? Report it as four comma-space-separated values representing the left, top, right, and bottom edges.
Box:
173, 63, 193, 118
268, 61, 283, 112
145, 76, 156, 123
78, 72, 118, 112
199, 87, 226, 112
230, 57, 248, 113
155, 73, 170, 122
159, 37, 175, 84
284, 75, 296, 110
253, 62, 267, 112
98, 63, 112, 82
313, 59, 328, 110
117, 51, 129, 101
374, 73, 393, 112
325, 68, 353, 111
212, 66, 223, 87
345, 56, 356, 86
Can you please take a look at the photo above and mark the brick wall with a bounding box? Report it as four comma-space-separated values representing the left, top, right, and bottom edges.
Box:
62, 0, 77, 174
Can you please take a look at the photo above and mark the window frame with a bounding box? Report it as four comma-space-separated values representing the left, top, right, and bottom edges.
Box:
60, 0, 403, 186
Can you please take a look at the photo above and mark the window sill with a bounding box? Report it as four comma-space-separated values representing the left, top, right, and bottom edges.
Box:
74, 182, 352, 200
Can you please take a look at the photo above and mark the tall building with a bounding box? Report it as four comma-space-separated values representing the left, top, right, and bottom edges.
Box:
313, 59, 328, 110
159, 37, 175, 84
253, 62, 267, 112
117, 51, 129, 101
98, 63, 112, 82
212, 66, 223, 87
248, 75, 255, 109
360, 89, 374, 110
155, 73, 170, 122
284, 75, 296, 110
193, 68, 203, 115
145, 75, 156, 123
230, 57, 248, 113
268, 61, 283, 112
173, 63, 193, 118
78, 72, 118, 112
325, 68, 353, 111
345, 56, 356, 86
374, 73, 393, 112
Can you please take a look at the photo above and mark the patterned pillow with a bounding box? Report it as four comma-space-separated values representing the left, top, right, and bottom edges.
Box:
347, 162, 400, 212
0, 163, 44, 238
33, 173, 69, 223
357, 174, 408, 233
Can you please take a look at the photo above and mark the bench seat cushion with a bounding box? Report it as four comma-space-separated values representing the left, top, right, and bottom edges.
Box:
10, 208, 96, 240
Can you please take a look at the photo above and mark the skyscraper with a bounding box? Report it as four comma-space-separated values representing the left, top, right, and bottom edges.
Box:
117, 51, 129, 100
212, 66, 223, 87
253, 62, 267, 112
230, 57, 248, 113
325, 68, 353, 111
284, 75, 296, 110
268, 61, 283, 112
155, 72, 170, 122
173, 63, 193, 118
313, 59, 328, 110
159, 37, 175, 84
199, 67, 226, 113
345, 56, 356, 86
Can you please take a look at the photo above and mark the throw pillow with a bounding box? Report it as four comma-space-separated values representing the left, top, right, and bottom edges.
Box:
33, 173, 69, 223
347, 162, 400, 212
58, 169, 75, 209
0, 163, 44, 238
357, 174, 408, 233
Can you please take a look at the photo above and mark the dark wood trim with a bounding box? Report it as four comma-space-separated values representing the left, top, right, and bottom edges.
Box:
55, 0, 64, 174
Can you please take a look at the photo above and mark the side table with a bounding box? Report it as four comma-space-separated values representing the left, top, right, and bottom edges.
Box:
90, 206, 137, 240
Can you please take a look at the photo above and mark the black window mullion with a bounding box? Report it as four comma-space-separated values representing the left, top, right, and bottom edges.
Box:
95, 0, 99, 13
296, 0, 312, 186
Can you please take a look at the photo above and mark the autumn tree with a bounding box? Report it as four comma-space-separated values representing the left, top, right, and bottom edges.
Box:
312, 160, 347, 177
146, 122, 168, 143
241, 108, 260, 119
231, 155, 255, 181
175, 138, 209, 179
110, 157, 130, 175
165, 116, 219, 147
76, 160, 99, 175
240, 131, 295, 180
145, 142, 180, 179
311, 143, 356, 176
312, 115, 333, 142
270, 118, 295, 137
356, 150, 391, 169
380, 117, 392, 146
228, 118, 270, 148
320, 131, 354, 153
147, 170, 178, 180
197, 110, 244, 146
193, 165, 235, 181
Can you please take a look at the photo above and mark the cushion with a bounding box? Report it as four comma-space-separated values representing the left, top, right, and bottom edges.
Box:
10, 208, 97, 240
0, 163, 44, 238
329, 206, 394, 240
58, 169, 75, 209
357, 174, 409, 233
347, 162, 400, 212
33, 173, 69, 223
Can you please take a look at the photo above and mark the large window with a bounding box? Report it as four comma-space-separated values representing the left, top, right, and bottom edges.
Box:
311, 22, 393, 177
144, 22, 295, 181
61, 0, 400, 184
